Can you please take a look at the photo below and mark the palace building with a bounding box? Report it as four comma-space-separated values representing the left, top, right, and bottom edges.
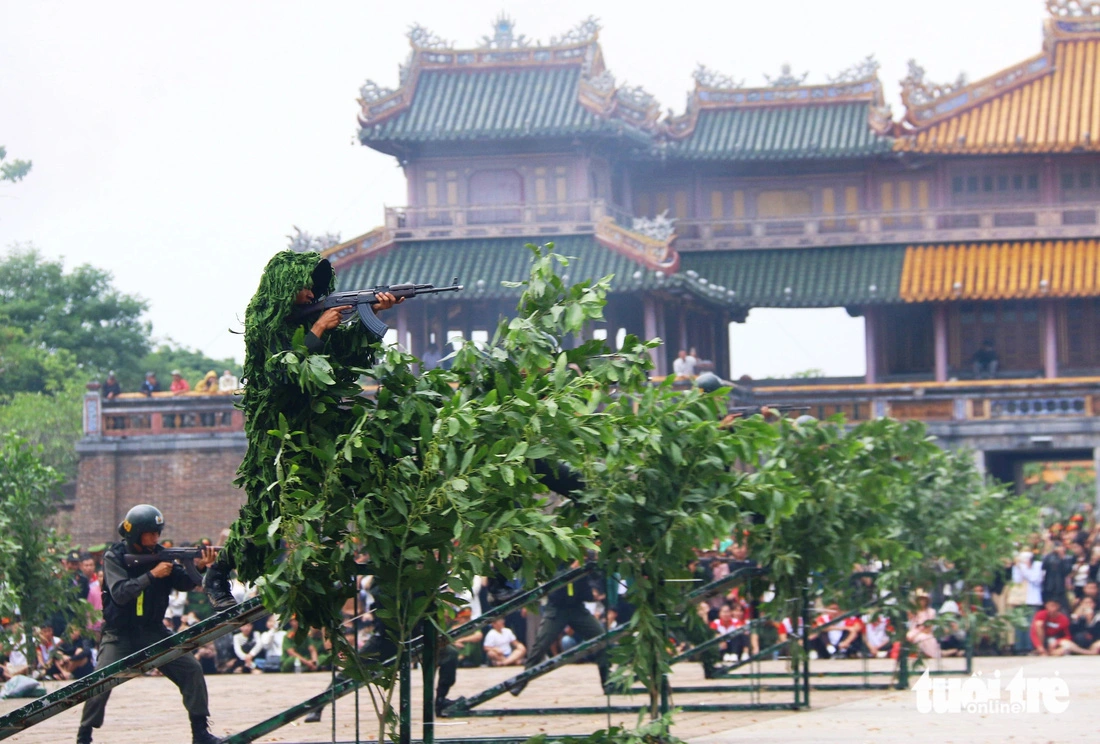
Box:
72, 2, 1100, 545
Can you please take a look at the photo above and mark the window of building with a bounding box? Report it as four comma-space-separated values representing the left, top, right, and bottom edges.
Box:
1061, 299, 1100, 370
951, 301, 1040, 374
949, 165, 1039, 204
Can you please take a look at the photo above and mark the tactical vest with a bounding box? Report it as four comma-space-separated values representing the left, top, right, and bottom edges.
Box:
101, 542, 172, 634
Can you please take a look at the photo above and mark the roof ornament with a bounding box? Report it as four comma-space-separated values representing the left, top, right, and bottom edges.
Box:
1046, 0, 1100, 17
548, 16, 601, 46
587, 69, 616, 93
901, 60, 967, 107
287, 226, 342, 254
407, 23, 453, 50
631, 211, 676, 242
479, 14, 530, 49
764, 63, 808, 88
693, 64, 745, 90
616, 84, 657, 110
359, 80, 396, 104
827, 55, 880, 84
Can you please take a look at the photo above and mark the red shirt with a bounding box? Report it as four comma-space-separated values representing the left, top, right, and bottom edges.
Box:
1032, 609, 1070, 643
711, 618, 744, 635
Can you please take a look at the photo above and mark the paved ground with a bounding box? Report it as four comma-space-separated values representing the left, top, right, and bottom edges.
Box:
1, 655, 1093, 743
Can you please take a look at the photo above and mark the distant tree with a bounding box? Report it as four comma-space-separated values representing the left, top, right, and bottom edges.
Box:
0, 380, 84, 482
789, 368, 826, 379
1022, 463, 1095, 527
0, 245, 151, 384
0, 146, 32, 183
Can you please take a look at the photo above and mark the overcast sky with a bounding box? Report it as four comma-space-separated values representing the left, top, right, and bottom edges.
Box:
2, 0, 1045, 377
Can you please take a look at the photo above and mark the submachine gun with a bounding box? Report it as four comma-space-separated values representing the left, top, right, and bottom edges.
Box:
289, 278, 464, 338
123, 547, 221, 585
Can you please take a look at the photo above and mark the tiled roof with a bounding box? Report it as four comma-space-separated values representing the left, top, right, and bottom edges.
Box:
679, 245, 907, 307
335, 236, 666, 299
899, 240, 1100, 301
361, 67, 622, 144
666, 101, 893, 161
897, 17, 1100, 154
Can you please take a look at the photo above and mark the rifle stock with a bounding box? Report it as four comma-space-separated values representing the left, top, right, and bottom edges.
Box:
290, 278, 463, 338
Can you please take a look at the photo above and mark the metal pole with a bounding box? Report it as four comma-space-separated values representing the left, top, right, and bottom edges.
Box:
800, 587, 810, 710
355, 591, 361, 744
422, 624, 437, 744
399, 641, 411, 744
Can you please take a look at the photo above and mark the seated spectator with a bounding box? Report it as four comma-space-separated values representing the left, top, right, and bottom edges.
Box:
972, 339, 998, 379
861, 613, 892, 658
219, 369, 239, 393
280, 617, 318, 672
195, 370, 219, 394
102, 371, 121, 399
1031, 598, 1087, 655
230, 622, 263, 673
833, 611, 864, 658
1069, 596, 1100, 653
140, 371, 160, 396
257, 615, 286, 672
907, 590, 941, 659
605, 607, 621, 631
483, 617, 525, 667
2, 624, 29, 679
938, 597, 968, 657
35, 626, 63, 680
57, 627, 95, 680
169, 369, 191, 395
672, 349, 696, 379
711, 603, 752, 661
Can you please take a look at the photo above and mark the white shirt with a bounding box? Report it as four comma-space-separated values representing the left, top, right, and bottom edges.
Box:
218, 373, 238, 392
258, 628, 286, 659
483, 627, 517, 654
1013, 561, 1044, 606
166, 589, 187, 618
672, 357, 695, 376
862, 615, 889, 648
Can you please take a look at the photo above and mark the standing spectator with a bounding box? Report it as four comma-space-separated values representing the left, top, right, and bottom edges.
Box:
165, 589, 187, 632
672, 349, 696, 379
972, 339, 999, 378
194, 371, 219, 394
483, 616, 525, 667
1041, 540, 1071, 612
169, 370, 191, 395
419, 342, 442, 372
80, 556, 102, 613
1070, 543, 1090, 600
1012, 550, 1044, 653
140, 372, 160, 397
102, 372, 121, 400
218, 369, 238, 393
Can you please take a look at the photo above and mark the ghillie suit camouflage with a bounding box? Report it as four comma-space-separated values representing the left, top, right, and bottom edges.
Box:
205, 250, 379, 611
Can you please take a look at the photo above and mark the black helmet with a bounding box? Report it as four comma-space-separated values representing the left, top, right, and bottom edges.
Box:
694, 372, 726, 394
118, 504, 165, 548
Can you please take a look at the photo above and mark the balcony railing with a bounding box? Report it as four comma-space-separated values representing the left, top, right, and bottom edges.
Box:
381, 199, 1099, 249
675, 203, 1100, 251
737, 377, 1100, 425
83, 390, 243, 438
384, 201, 614, 241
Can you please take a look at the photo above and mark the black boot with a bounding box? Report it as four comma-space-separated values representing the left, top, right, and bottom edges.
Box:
190, 716, 222, 744
203, 561, 236, 611
76, 726, 93, 744
303, 706, 323, 723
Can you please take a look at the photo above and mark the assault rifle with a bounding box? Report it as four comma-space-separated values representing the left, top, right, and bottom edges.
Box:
123, 547, 221, 585
289, 278, 464, 338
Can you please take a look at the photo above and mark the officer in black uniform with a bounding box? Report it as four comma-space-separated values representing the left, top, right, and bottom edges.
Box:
76, 505, 221, 744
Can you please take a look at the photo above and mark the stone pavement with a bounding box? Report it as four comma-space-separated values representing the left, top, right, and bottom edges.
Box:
1, 655, 1094, 743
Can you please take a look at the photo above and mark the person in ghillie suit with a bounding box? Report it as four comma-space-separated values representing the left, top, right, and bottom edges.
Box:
203, 250, 400, 610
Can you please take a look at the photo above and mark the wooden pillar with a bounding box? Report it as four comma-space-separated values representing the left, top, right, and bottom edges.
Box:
678, 306, 689, 354
1043, 302, 1059, 379
864, 307, 878, 384
643, 295, 662, 374
934, 304, 949, 382
715, 313, 730, 379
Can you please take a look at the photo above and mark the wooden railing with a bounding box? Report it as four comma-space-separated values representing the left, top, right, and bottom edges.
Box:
380, 199, 1099, 249
739, 377, 1100, 424
675, 203, 1100, 251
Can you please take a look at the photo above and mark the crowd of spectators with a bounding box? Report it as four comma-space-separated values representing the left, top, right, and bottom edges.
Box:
100, 369, 240, 399
5, 514, 1099, 688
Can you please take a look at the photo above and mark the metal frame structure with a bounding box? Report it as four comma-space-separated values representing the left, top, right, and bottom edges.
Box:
0, 598, 267, 740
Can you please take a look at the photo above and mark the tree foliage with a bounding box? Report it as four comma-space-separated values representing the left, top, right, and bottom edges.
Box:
0, 245, 151, 386
0, 146, 32, 184
0, 379, 84, 481
0, 434, 81, 667
139, 340, 240, 391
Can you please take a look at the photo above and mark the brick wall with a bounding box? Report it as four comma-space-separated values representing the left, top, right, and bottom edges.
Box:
69, 435, 247, 549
